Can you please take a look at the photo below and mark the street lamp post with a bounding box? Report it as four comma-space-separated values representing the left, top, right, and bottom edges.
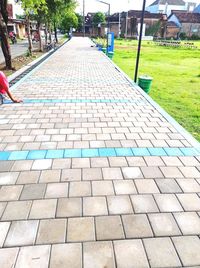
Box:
134, 0, 146, 83
83, 0, 85, 37
96, 0, 110, 53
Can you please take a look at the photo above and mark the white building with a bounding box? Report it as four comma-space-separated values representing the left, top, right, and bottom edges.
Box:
146, 0, 197, 16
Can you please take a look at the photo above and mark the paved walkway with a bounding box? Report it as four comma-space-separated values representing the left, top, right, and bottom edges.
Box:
0, 37, 200, 268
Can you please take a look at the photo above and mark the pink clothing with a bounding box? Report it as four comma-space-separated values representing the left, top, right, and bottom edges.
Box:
0, 71, 9, 94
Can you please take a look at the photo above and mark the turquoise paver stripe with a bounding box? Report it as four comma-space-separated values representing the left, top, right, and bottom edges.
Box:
3, 99, 146, 105
0, 147, 199, 161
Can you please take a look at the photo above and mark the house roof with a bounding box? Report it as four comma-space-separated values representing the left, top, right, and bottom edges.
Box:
170, 11, 200, 23
109, 10, 164, 22
149, 0, 185, 7
193, 4, 200, 13
166, 21, 180, 27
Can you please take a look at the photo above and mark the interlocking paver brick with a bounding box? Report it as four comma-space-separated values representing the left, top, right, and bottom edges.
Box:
29, 199, 57, 219
102, 168, 123, 180
141, 167, 163, 178
0, 222, 10, 247
45, 183, 68, 198
179, 156, 200, 166
83, 241, 115, 268
156, 178, 182, 193
0, 248, 19, 268
177, 179, 200, 193
130, 194, 159, 213
69, 181, 91, 197
90, 157, 109, 168
179, 167, 200, 178
96, 215, 124, 240
67, 217, 95, 242
36, 219, 66, 244
113, 180, 137, 195
61, 169, 81, 182
0, 185, 23, 201
15, 245, 50, 268
144, 156, 165, 166
161, 156, 183, 166
20, 184, 46, 200
108, 157, 128, 167
5, 220, 39, 247
172, 236, 200, 266
122, 214, 153, 238
148, 213, 181, 236
82, 168, 102, 181
174, 212, 200, 235
92, 181, 114, 196
177, 193, 200, 211
135, 179, 160, 194
107, 196, 133, 214
32, 159, 52, 170
39, 170, 61, 183
114, 240, 149, 268
121, 167, 143, 179
154, 194, 183, 212
2, 200, 32, 221
17, 171, 40, 184
144, 237, 181, 267
56, 197, 82, 218
50, 243, 82, 268
0, 172, 19, 185
52, 159, 71, 169
83, 197, 107, 216
126, 156, 146, 166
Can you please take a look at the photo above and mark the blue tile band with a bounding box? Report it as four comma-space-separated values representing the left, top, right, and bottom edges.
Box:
0, 147, 199, 161
2, 98, 147, 105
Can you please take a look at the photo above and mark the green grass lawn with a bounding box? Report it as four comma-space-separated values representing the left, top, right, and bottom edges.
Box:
113, 40, 200, 142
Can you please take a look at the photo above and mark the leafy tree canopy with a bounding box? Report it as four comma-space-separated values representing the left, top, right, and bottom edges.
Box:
93, 12, 105, 27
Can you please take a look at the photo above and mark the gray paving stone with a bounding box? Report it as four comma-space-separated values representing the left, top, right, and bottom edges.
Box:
0, 222, 10, 247
102, 168, 123, 180
69, 181, 91, 197
0, 248, 19, 268
61, 169, 81, 182
0, 185, 23, 201
177, 193, 200, 211
17, 171, 40, 184
0, 161, 14, 172
148, 213, 181, 236
67, 217, 95, 242
179, 156, 200, 166
172, 236, 200, 266
131, 194, 159, 213
109, 157, 128, 167
50, 243, 82, 268
96, 215, 124, 240
29, 199, 57, 219
0, 172, 19, 185
83, 241, 115, 268
20, 184, 46, 200
0, 202, 6, 218
122, 167, 143, 179
11, 160, 33, 171
154, 194, 183, 212
156, 178, 182, 193
144, 237, 181, 267
90, 157, 109, 168
39, 170, 61, 183
92, 181, 114, 196
161, 156, 183, 166
83, 197, 108, 216
114, 240, 149, 268
126, 157, 146, 167
141, 167, 164, 178
176, 179, 200, 192
113, 180, 137, 195
179, 167, 200, 178
5, 220, 39, 247
45, 183, 68, 198
174, 212, 200, 235
122, 214, 153, 238
52, 159, 71, 169
144, 156, 165, 166
107, 196, 133, 214
57, 197, 82, 218
15, 245, 50, 268
2, 200, 32, 221
82, 168, 102, 181
135, 179, 160, 194
36, 219, 66, 244
160, 167, 184, 178
72, 158, 90, 168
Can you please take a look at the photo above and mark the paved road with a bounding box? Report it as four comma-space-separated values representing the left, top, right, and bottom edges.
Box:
0, 37, 200, 267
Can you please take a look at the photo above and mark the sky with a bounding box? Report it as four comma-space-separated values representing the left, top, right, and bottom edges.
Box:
76, 0, 200, 14
76, 0, 155, 14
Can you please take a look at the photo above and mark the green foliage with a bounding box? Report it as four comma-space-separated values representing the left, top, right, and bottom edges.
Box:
76, 13, 83, 32
93, 12, 106, 26
59, 11, 78, 32
145, 21, 161, 36
113, 39, 200, 141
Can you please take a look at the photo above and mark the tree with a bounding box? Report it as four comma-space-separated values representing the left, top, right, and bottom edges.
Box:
76, 13, 83, 32
0, 0, 12, 69
59, 11, 78, 33
93, 12, 105, 27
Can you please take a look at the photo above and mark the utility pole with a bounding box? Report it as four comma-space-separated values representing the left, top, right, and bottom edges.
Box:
134, 0, 146, 83
83, 0, 85, 37
125, 11, 128, 39
118, 12, 121, 38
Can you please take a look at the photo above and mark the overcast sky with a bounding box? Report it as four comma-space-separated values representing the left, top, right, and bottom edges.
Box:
76, 0, 200, 14
76, 0, 155, 14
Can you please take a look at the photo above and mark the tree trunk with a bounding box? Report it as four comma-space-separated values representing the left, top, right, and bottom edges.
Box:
37, 22, 43, 52
48, 22, 52, 43
44, 23, 48, 45
0, 20, 12, 69
26, 15, 33, 55
54, 20, 58, 43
